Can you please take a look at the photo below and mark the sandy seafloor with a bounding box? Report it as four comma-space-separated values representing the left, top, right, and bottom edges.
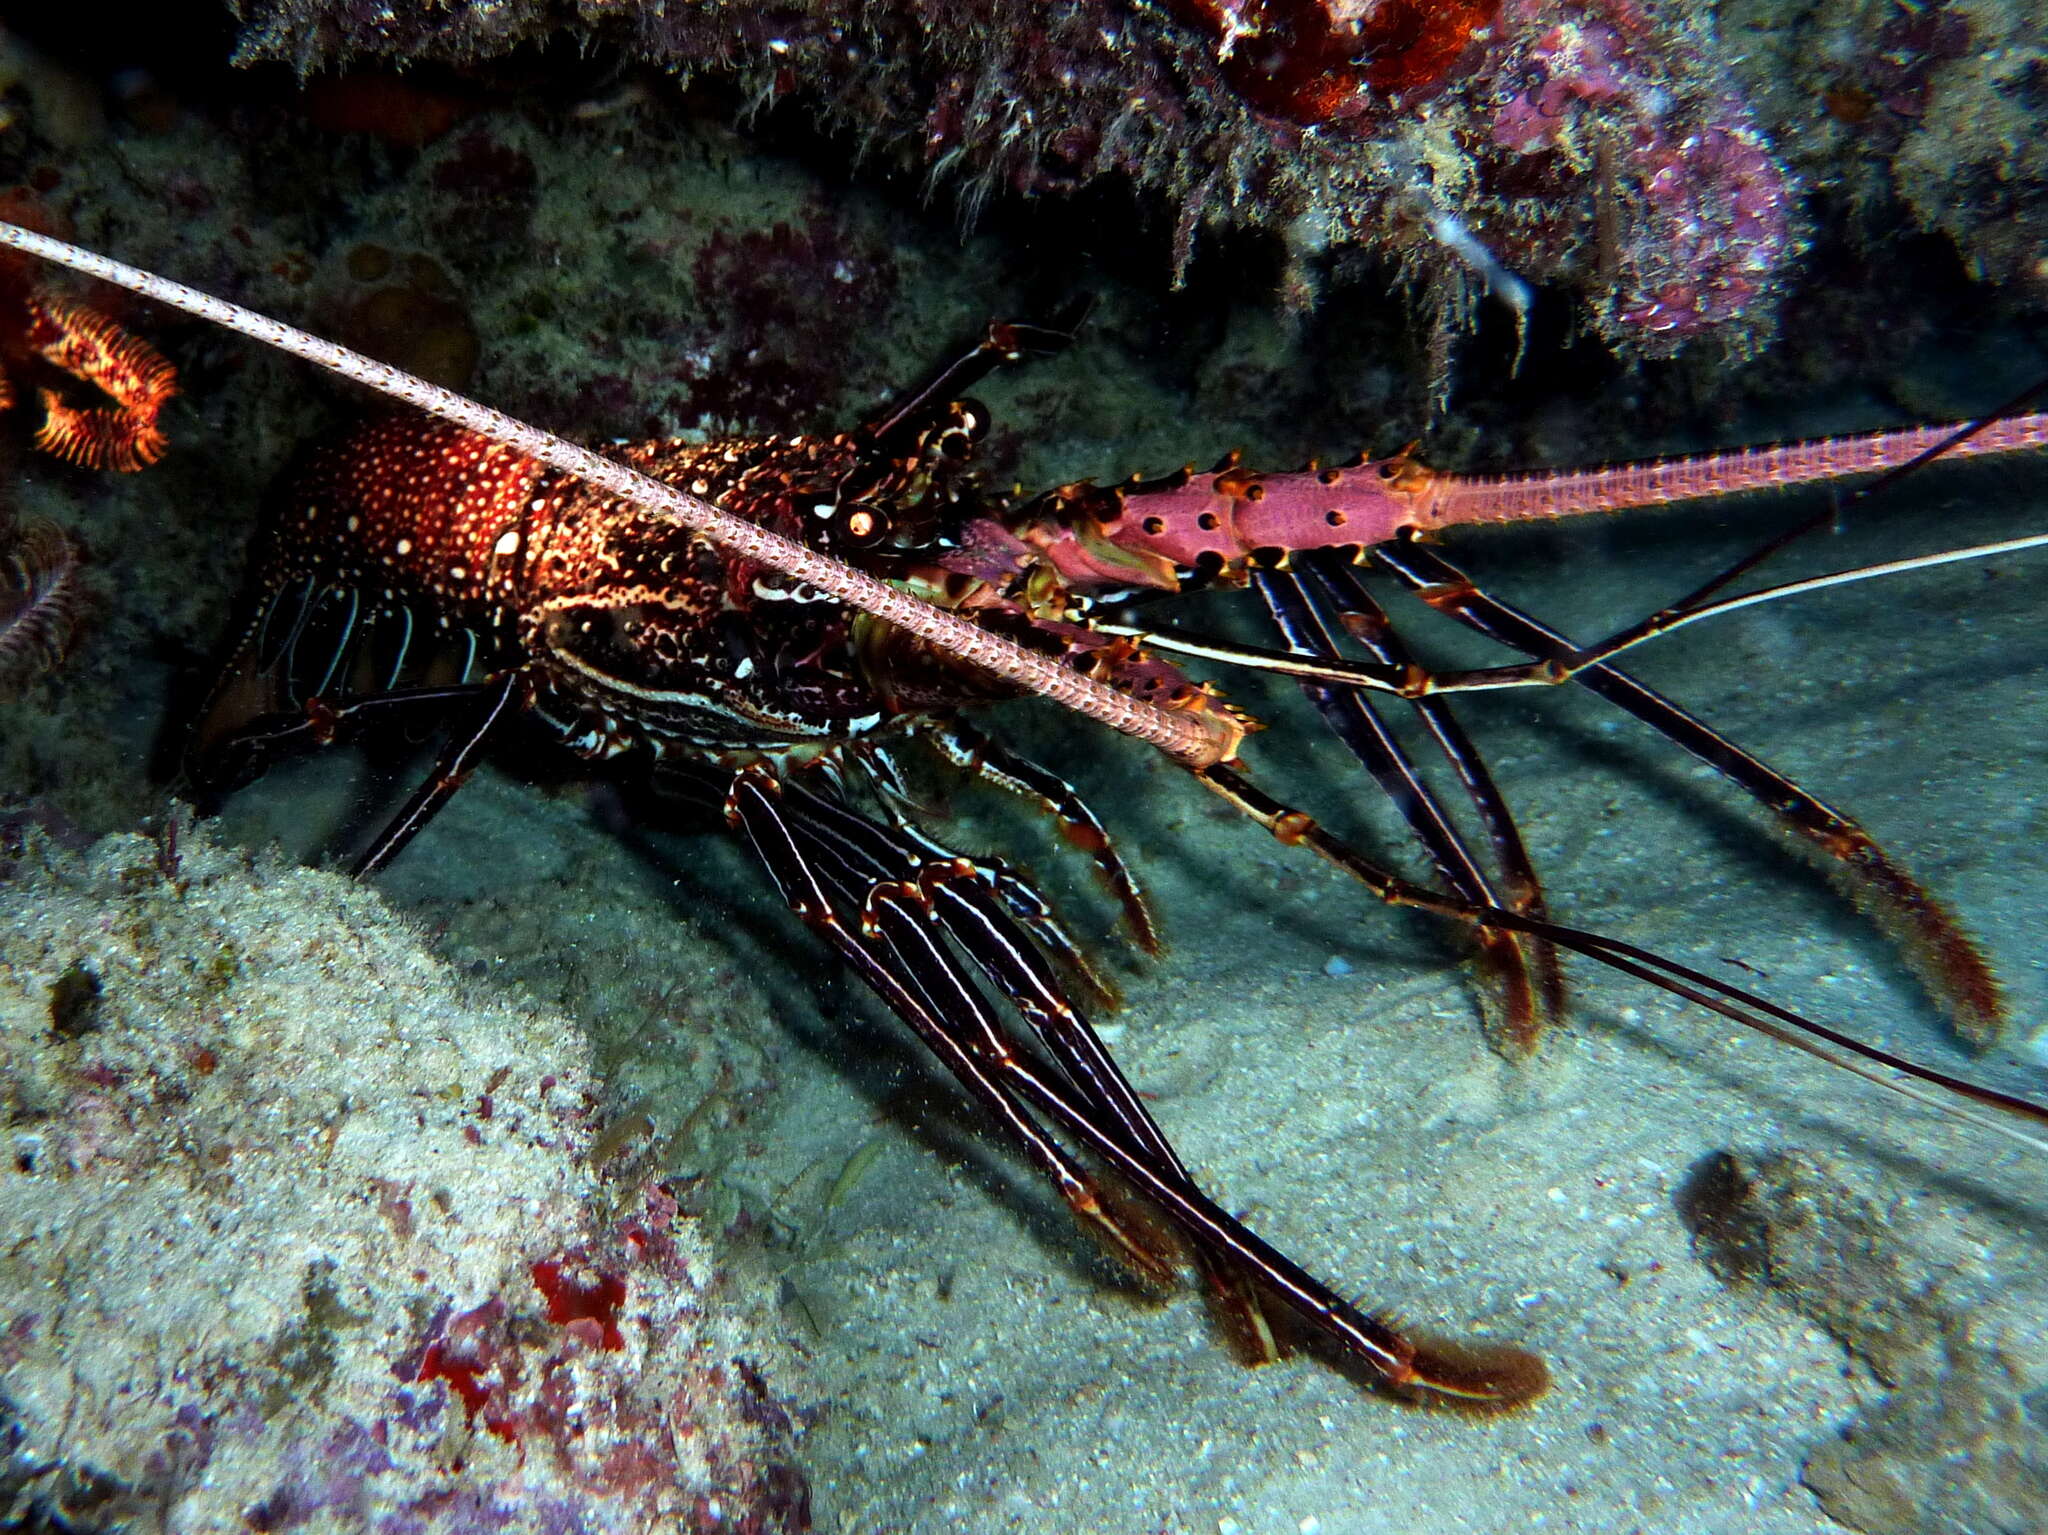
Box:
2, 17, 2046, 1534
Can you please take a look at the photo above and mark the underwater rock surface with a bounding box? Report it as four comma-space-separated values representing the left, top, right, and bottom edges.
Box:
0, 828, 809, 1533
228, 0, 1802, 360
1679, 1147, 2048, 1535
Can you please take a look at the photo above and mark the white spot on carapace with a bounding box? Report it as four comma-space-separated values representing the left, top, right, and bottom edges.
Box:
494, 530, 521, 556
395, 538, 414, 556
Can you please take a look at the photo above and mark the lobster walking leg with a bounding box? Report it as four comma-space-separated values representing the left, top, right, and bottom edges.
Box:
752, 771, 1164, 1157
1366, 536, 2005, 1048
725, 765, 1184, 1291
722, 763, 1549, 1404
1193, 761, 2048, 1144
864, 785, 1128, 1011
724, 765, 1245, 1330
1253, 564, 1562, 1048
767, 766, 1284, 1360
920, 717, 1159, 954
185, 681, 503, 801
1305, 559, 1569, 1027
351, 669, 529, 875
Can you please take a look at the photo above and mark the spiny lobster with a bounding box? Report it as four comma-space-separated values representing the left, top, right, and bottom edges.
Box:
5, 223, 2044, 1416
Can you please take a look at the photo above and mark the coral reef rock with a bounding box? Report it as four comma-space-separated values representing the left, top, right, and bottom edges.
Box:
230, 0, 1801, 357
0, 828, 809, 1534
1677, 1147, 2048, 1535
1721, 0, 2048, 304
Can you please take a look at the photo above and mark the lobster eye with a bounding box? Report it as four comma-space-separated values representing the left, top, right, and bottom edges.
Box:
839, 505, 890, 548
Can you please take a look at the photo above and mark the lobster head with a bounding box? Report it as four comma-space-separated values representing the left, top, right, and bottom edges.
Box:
528, 538, 902, 752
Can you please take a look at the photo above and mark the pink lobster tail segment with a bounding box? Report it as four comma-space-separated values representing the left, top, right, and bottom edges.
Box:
1422, 417, 2048, 532
0, 221, 1241, 772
